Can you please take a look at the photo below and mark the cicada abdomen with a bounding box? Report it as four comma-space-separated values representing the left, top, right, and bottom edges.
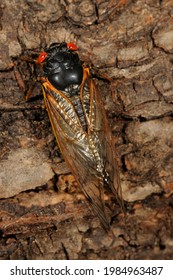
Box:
37, 42, 123, 229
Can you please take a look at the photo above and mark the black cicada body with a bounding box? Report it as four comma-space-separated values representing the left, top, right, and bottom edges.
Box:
37, 42, 123, 229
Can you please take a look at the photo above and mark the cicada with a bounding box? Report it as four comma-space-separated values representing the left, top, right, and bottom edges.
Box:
37, 42, 123, 229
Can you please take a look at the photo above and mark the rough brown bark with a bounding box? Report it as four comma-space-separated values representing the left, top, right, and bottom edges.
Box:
0, 0, 173, 259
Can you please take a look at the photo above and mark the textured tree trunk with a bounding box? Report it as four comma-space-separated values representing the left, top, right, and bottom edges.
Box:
0, 0, 173, 259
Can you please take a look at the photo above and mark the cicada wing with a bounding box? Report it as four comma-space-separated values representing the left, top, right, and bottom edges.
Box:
81, 70, 123, 209
42, 81, 111, 229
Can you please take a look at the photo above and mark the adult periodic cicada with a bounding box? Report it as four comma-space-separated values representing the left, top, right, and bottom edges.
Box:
37, 42, 123, 230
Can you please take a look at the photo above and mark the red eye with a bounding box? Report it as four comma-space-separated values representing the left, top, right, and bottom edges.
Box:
67, 43, 78, 51
37, 52, 48, 63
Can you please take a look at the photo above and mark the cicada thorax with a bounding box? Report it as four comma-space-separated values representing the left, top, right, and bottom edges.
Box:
38, 42, 123, 229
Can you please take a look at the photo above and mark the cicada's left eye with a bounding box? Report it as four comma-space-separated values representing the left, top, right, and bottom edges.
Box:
67, 43, 78, 51
37, 52, 48, 64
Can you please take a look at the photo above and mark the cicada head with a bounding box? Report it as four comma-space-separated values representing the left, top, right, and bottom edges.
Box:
37, 42, 83, 90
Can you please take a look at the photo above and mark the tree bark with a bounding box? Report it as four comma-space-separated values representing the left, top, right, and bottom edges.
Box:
0, 0, 173, 259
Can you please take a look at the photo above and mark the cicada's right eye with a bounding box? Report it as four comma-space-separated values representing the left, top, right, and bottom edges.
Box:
67, 43, 78, 51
